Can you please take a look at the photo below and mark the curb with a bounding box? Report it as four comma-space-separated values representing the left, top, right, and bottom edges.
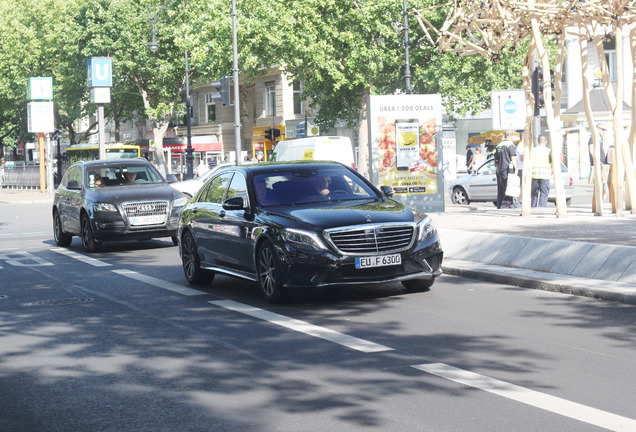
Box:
443, 260, 636, 305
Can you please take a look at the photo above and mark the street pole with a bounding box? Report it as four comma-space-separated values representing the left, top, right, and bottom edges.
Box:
232, 0, 241, 165
185, 48, 193, 180
98, 104, 106, 159
403, 0, 412, 94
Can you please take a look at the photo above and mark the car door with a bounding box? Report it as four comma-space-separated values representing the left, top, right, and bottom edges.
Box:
189, 172, 233, 266
58, 165, 83, 234
469, 159, 498, 200
211, 172, 257, 275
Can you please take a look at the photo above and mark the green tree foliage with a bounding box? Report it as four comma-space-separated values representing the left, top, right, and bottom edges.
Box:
0, 0, 528, 169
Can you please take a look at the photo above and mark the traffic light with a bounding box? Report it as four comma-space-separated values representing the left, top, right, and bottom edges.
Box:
210, 75, 231, 106
532, 65, 545, 109
264, 128, 280, 141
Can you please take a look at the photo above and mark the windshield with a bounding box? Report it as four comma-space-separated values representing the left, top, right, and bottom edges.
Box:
86, 165, 164, 188
253, 166, 378, 206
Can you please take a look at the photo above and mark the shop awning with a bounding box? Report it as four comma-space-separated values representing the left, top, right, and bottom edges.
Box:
468, 130, 520, 144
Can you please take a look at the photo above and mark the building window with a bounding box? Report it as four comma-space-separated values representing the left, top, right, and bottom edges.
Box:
265, 81, 276, 117
205, 93, 217, 123
293, 81, 303, 115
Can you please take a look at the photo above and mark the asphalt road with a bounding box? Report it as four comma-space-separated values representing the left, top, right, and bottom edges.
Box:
0, 202, 635, 431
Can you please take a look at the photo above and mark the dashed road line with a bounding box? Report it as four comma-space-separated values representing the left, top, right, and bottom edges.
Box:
51, 247, 112, 267
412, 362, 636, 432
209, 299, 393, 353
111, 269, 207, 296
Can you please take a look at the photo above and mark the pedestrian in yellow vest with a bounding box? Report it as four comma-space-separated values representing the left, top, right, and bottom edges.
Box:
531, 134, 552, 207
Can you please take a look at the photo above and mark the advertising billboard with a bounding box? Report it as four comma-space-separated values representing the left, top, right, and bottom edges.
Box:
368, 94, 445, 212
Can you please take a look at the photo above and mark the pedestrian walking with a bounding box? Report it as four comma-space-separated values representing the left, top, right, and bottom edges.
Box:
468, 145, 484, 173
531, 134, 552, 207
494, 130, 518, 209
465, 145, 474, 173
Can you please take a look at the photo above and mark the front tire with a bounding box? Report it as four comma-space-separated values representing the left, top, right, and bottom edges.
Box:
53, 210, 72, 247
181, 231, 213, 285
256, 241, 286, 303
402, 278, 434, 292
451, 187, 470, 205
81, 214, 98, 252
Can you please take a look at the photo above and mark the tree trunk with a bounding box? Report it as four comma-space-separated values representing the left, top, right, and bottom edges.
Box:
357, 87, 371, 179
531, 18, 567, 217
521, 41, 536, 217
579, 24, 604, 216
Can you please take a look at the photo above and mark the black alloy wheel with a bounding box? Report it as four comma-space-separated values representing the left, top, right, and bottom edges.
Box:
181, 231, 213, 285
81, 214, 98, 252
53, 210, 72, 247
256, 241, 286, 303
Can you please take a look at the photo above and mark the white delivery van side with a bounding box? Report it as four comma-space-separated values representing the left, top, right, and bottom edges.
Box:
272, 136, 355, 169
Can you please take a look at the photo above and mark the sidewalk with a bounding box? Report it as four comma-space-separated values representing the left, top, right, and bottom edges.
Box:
430, 203, 636, 305
0, 188, 54, 205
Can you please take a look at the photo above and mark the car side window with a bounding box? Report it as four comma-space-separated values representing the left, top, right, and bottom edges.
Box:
65, 166, 81, 186
478, 160, 496, 176
226, 173, 248, 202
200, 173, 233, 204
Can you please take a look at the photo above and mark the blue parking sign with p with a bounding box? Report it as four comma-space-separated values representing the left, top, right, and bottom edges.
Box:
87, 57, 112, 87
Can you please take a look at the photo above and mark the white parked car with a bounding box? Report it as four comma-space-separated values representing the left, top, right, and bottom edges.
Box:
447, 158, 574, 206
171, 163, 233, 198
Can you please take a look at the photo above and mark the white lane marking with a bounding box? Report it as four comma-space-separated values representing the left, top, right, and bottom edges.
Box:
112, 269, 207, 296
51, 247, 112, 267
210, 299, 393, 353
413, 363, 636, 432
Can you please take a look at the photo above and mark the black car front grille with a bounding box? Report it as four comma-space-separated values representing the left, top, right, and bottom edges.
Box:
122, 201, 169, 218
326, 224, 415, 255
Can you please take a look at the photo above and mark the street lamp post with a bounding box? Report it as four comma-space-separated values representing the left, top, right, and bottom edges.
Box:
402, 0, 412, 94
148, 8, 194, 180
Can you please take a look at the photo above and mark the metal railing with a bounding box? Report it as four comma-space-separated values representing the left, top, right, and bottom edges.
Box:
0, 166, 43, 189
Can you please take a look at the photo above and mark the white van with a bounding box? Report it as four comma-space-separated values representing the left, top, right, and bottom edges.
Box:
271, 136, 355, 169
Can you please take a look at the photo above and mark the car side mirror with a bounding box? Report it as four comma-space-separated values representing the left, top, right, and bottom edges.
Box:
165, 174, 178, 183
223, 196, 247, 210
67, 180, 81, 190
380, 185, 394, 198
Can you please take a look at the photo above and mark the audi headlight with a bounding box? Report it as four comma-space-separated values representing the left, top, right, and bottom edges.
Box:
417, 216, 437, 241
282, 229, 326, 251
94, 202, 118, 212
173, 196, 188, 208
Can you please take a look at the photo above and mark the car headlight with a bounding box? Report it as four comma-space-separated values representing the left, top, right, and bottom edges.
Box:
173, 196, 188, 208
94, 202, 118, 212
417, 216, 437, 241
282, 228, 326, 251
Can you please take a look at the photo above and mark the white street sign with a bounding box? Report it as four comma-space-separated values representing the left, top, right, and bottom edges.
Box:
491, 90, 526, 130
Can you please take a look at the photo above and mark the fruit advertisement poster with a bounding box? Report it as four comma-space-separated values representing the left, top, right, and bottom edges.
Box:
368, 94, 445, 212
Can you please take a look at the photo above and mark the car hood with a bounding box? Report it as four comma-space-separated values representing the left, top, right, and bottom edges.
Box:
89, 184, 180, 202
262, 199, 416, 230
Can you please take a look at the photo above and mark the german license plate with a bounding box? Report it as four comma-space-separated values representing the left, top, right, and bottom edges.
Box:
355, 253, 401, 269
130, 215, 165, 226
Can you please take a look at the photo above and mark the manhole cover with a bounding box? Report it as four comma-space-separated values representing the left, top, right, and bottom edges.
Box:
26, 298, 94, 306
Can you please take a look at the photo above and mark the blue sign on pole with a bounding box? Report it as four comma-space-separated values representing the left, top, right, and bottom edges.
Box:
87, 57, 112, 87
295, 123, 305, 138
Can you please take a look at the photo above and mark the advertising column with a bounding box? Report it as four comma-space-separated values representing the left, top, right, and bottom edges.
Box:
368, 94, 445, 212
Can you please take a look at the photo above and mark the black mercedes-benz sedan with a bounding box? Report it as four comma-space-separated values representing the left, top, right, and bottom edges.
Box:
53, 158, 188, 252
178, 161, 443, 302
